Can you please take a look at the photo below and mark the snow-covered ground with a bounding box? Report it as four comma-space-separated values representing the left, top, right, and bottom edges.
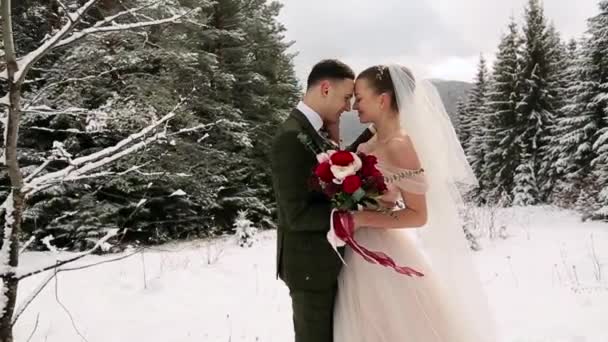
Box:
13, 206, 608, 341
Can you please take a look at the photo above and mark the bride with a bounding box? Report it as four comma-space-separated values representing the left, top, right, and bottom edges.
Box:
333, 64, 498, 341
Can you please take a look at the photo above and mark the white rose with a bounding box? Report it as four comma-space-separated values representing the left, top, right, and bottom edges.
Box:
330, 153, 362, 180
316, 149, 337, 163
316, 153, 330, 163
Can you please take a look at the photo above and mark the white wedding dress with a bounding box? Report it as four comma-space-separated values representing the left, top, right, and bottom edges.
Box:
333, 135, 492, 342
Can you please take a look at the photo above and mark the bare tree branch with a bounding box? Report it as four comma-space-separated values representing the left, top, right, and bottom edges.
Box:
11, 272, 54, 326
22, 105, 94, 117
0, 1, 198, 85
25, 126, 106, 135
22, 100, 183, 194
60, 248, 142, 273
0, 116, 175, 202
25, 68, 122, 106
12, 247, 143, 326
0, 0, 101, 84
23, 117, 221, 190
24, 160, 52, 183
0, 3, 26, 335
167, 119, 227, 137
19, 236, 36, 255
54, 11, 197, 49
0, 0, 199, 337
55, 0, 72, 22
16, 228, 119, 281
25, 313, 40, 342
54, 268, 89, 342
90, 1, 162, 28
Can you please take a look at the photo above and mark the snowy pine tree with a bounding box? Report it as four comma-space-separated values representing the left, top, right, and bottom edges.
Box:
458, 58, 488, 153
483, 18, 523, 204
512, 151, 539, 206
537, 24, 570, 201
515, 0, 559, 204
464, 55, 490, 203
454, 98, 468, 139
588, 0, 608, 218
233, 210, 258, 247
3, 0, 300, 248
547, 39, 595, 207
458, 105, 474, 151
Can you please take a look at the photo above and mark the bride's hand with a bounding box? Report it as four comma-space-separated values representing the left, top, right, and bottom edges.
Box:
376, 199, 397, 209
367, 197, 396, 210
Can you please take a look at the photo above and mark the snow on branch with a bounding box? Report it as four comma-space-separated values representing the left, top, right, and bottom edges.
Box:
23, 117, 174, 193
53, 8, 200, 50
26, 126, 105, 135
0, 0, 198, 84
55, 0, 72, 21
11, 271, 54, 327
22, 105, 93, 117
25, 69, 123, 107
23, 160, 52, 183
20, 99, 221, 196
0, 0, 100, 83
89, 1, 162, 28
19, 236, 36, 255
16, 228, 120, 281
167, 119, 227, 137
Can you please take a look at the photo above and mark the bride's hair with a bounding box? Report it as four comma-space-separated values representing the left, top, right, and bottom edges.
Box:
357, 65, 416, 112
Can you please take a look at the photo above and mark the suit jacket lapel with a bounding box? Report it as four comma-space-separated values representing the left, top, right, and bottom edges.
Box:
291, 109, 328, 151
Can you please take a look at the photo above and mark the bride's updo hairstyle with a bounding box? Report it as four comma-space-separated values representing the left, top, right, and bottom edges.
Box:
357, 65, 416, 113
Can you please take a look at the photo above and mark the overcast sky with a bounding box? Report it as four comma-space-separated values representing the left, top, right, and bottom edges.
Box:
277, 0, 598, 84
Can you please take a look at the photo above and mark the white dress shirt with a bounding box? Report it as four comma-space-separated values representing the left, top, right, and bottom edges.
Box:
296, 101, 323, 133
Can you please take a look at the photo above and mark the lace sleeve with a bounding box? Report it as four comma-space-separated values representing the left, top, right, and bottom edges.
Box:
381, 165, 428, 195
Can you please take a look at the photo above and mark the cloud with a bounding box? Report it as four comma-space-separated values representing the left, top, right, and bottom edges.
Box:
277, 0, 597, 83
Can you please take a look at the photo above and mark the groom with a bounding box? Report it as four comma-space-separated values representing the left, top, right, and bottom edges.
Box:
270, 59, 374, 342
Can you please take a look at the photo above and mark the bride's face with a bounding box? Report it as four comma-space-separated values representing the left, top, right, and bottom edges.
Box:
354, 78, 383, 124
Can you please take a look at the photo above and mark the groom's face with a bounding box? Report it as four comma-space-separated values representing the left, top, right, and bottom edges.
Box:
322, 78, 354, 124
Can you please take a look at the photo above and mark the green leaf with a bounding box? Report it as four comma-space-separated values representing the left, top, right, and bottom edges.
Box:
352, 188, 366, 202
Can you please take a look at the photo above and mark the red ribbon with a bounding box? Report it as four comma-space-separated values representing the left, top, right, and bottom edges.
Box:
332, 210, 424, 277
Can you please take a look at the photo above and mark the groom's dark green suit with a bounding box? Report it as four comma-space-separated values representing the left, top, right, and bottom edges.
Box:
270, 108, 373, 342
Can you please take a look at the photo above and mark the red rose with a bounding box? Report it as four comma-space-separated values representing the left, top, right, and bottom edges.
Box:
361, 164, 380, 178
362, 154, 378, 166
330, 151, 354, 166
374, 175, 388, 193
343, 175, 362, 194
324, 182, 339, 197
315, 162, 334, 183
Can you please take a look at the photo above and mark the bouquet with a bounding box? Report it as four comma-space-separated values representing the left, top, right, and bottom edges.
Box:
310, 148, 424, 277
312, 149, 388, 211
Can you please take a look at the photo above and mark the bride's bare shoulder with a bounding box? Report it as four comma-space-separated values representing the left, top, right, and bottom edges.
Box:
384, 134, 421, 170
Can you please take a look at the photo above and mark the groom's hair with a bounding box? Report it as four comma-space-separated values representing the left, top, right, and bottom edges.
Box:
306, 59, 355, 90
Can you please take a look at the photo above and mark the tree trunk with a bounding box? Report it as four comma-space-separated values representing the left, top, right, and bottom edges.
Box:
0, 0, 24, 340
